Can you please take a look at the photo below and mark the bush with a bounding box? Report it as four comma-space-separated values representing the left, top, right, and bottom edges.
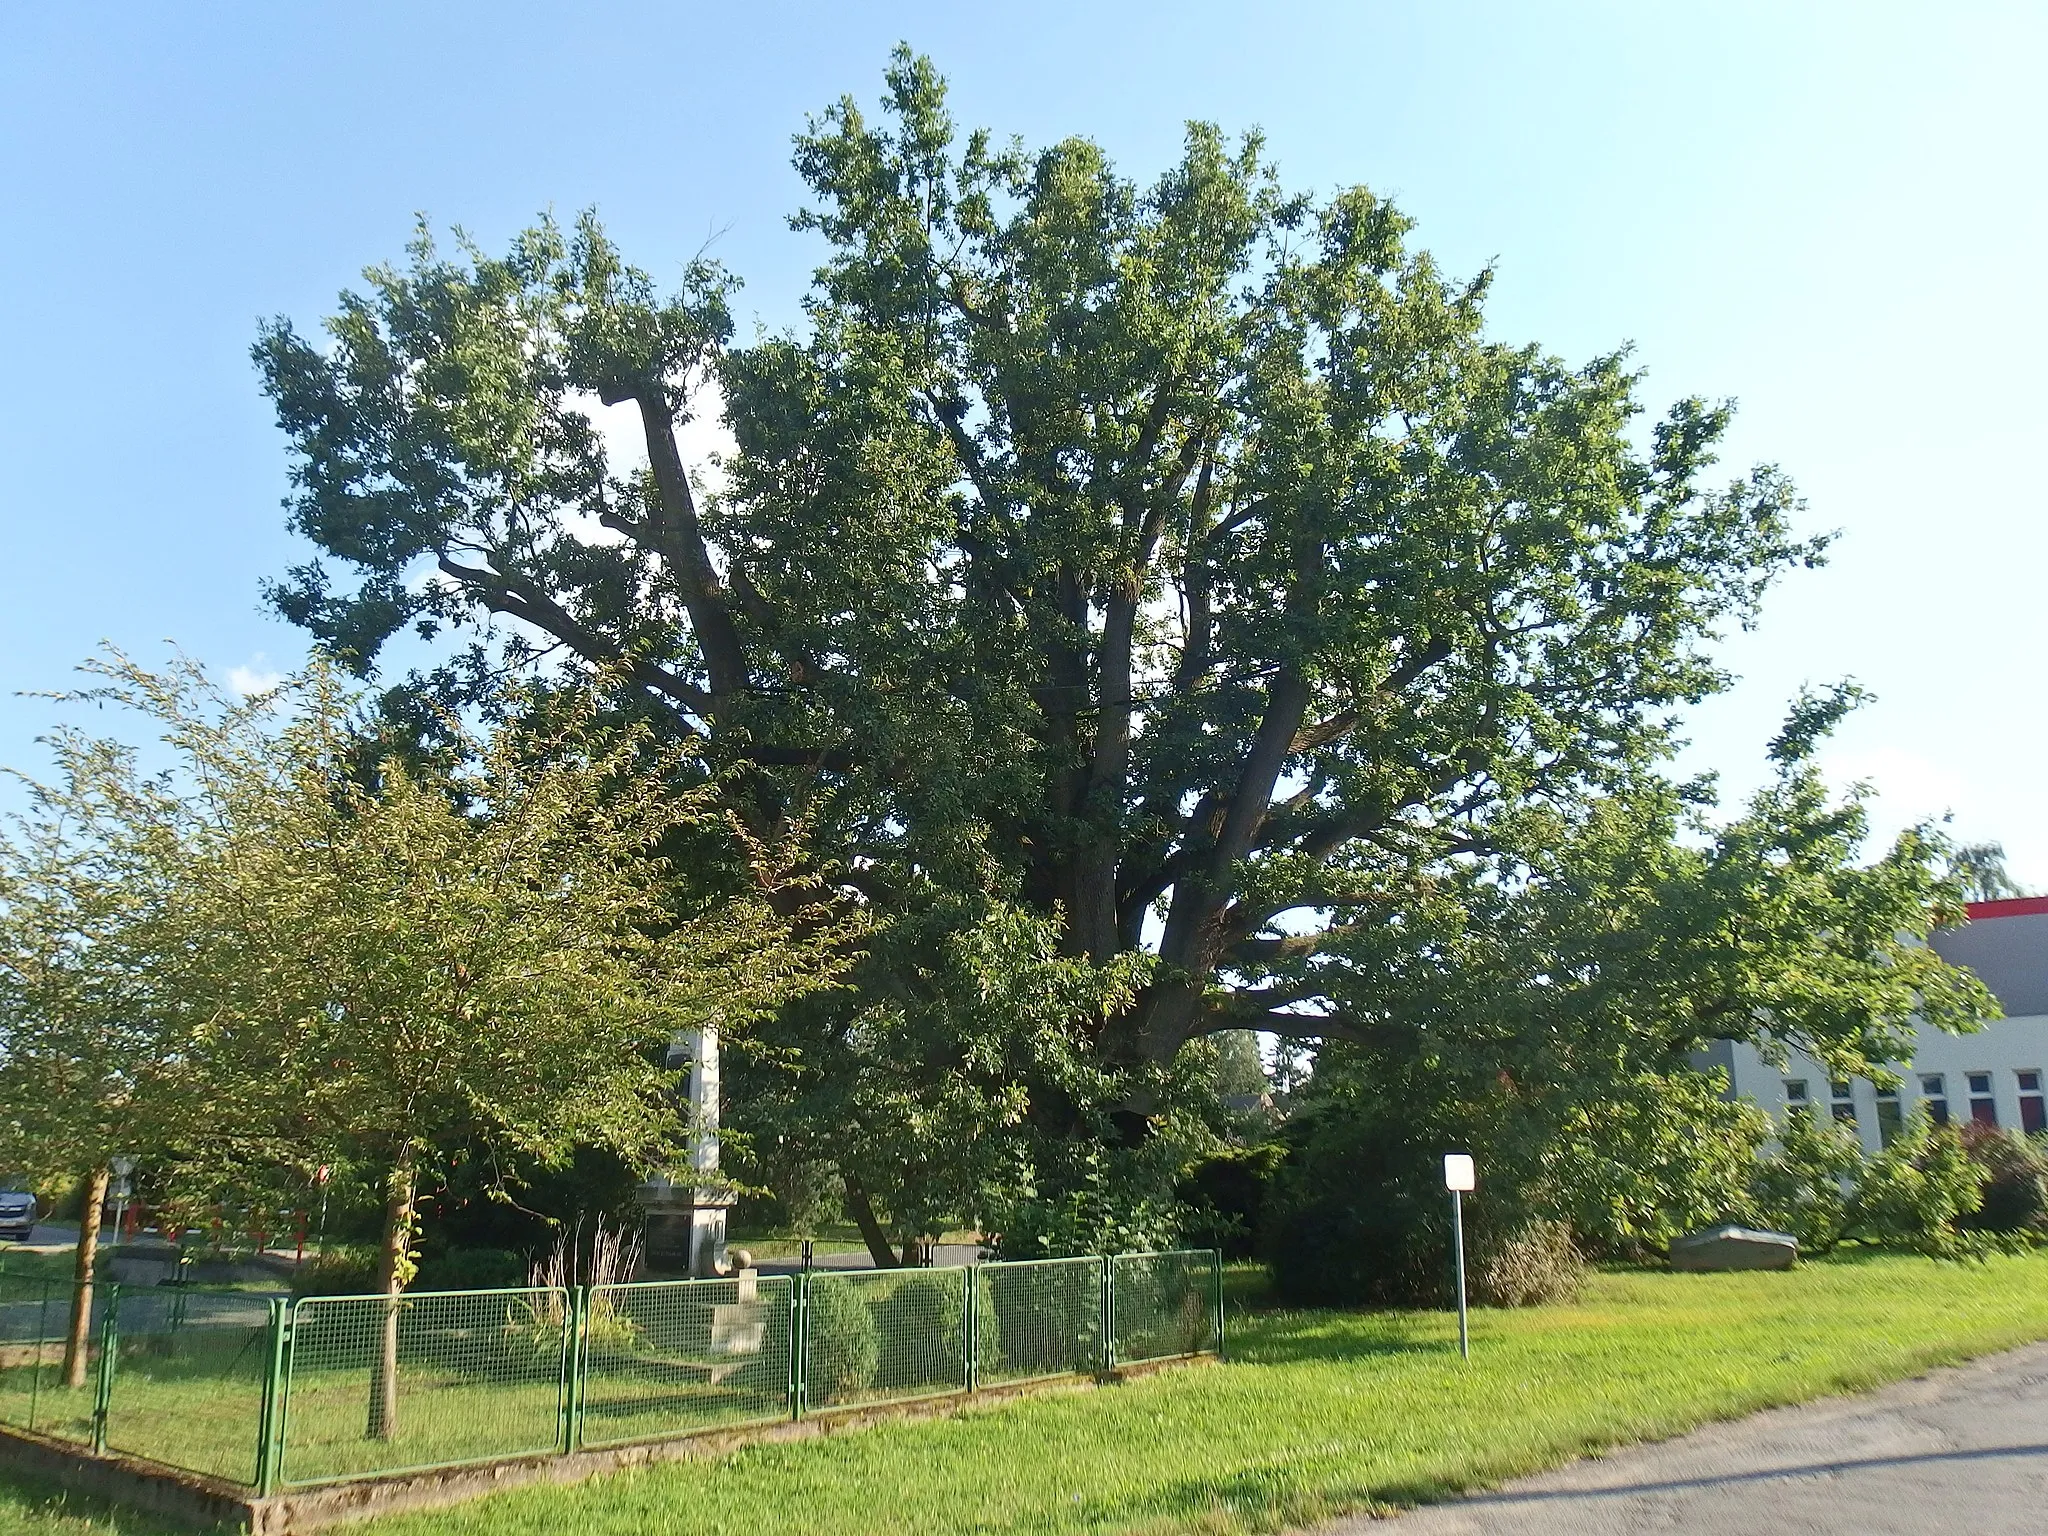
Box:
803, 1276, 879, 1402
1955, 1123, 2048, 1234
1843, 1112, 1984, 1257
1263, 1112, 1453, 1308
1475, 1219, 1584, 1307
1749, 1111, 1862, 1253
289, 1245, 379, 1297
871, 1270, 993, 1389
1177, 1144, 1286, 1260
414, 1247, 525, 1291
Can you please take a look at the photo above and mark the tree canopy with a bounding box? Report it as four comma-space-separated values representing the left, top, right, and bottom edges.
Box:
0, 654, 845, 1292
254, 51, 1965, 1256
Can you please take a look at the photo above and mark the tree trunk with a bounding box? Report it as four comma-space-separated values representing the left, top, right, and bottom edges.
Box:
366, 1155, 416, 1441
61, 1165, 109, 1390
841, 1173, 900, 1269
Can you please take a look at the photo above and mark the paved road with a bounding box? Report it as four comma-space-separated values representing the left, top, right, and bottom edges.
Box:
1323, 1341, 2048, 1535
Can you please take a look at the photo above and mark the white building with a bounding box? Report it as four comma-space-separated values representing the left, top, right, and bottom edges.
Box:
1695, 897, 2048, 1153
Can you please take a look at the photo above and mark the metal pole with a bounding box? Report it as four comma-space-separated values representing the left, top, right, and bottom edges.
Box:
1452, 1189, 1469, 1361
1211, 1248, 1226, 1361
965, 1265, 978, 1393
1101, 1254, 1116, 1375
792, 1272, 807, 1420
561, 1286, 585, 1454
91, 1283, 120, 1454
256, 1298, 288, 1495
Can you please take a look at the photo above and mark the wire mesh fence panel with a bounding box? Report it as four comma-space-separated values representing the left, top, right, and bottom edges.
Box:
579, 1276, 792, 1448
0, 1274, 61, 1437
1113, 1251, 1219, 1363
280, 1287, 570, 1486
0, 1276, 104, 1443
978, 1258, 1101, 1385
102, 1286, 273, 1486
802, 1268, 969, 1411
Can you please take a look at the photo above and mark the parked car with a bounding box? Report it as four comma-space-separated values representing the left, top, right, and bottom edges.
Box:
0, 1189, 39, 1242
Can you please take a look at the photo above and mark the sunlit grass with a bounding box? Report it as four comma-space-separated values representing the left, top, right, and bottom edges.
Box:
6, 1251, 2048, 1535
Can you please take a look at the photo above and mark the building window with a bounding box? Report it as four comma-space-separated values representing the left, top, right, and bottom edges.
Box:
1968, 1072, 1997, 1126
1875, 1085, 1903, 1146
1830, 1080, 1858, 1128
1921, 1074, 1949, 1127
2019, 1071, 2045, 1135
1784, 1079, 1810, 1118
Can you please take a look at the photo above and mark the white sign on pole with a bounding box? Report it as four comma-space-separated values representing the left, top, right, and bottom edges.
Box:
1443, 1152, 1476, 1192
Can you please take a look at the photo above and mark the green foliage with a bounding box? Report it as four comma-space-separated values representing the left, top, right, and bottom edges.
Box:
1954, 1123, 2048, 1235
291, 1246, 380, 1298
1177, 1143, 1288, 1260
803, 1278, 879, 1401
1749, 1111, 1863, 1254
1272, 686, 1991, 1288
1, 649, 850, 1299
413, 1248, 526, 1291
253, 51, 1849, 1247
1841, 1112, 1985, 1257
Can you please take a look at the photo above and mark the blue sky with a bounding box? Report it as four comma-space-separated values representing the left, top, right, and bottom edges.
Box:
3, 3, 2043, 879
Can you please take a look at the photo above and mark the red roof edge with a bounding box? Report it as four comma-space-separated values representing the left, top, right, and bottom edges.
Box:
1964, 895, 2048, 921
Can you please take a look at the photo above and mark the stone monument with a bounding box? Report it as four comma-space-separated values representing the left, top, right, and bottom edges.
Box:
638, 1023, 734, 1276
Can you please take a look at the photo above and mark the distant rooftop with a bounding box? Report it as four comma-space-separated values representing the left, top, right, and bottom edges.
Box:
1964, 896, 2048, 921
1936, 899, 2048, 1017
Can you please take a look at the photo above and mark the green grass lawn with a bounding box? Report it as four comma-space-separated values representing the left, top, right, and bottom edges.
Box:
7, 1251, 2048, 1535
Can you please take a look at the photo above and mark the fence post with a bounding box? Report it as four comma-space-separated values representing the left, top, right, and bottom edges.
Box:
1211, 1249, 1225, 1361
561, 1286, 585, 1455
90, 1282, 120, 1455
255, 1298, 289, 1495
791, 1272, 806, 1421
1100, 1255, 1116, 1375
965, 1265, 979, 1394
27, 1278, 49, 1434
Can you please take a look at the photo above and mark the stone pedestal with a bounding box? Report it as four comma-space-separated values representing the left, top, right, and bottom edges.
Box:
638, 1183, 735, 1277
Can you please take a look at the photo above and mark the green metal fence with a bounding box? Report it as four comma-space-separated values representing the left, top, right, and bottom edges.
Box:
800, 1266, 973, 1412
1111, 1250, 1223, 1364
278, 1286, 572, 1487
0, 1250, 1219, 1490
0, 1272, 89, 1443
578, 1275, 794, 1448
102, 1285, 276, 1485
979, 1256, 1104, 1385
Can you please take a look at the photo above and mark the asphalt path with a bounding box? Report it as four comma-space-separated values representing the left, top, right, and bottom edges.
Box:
1323, 1341, 2048, 1535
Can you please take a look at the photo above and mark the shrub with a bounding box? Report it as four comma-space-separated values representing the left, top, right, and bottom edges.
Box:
1955, 1123, 2048, 1234
1843, 1112, 1984, 1257
1177, 1144, 1287, 1260
871, 1270, 993, 1389
1749, 1111, 1862, 1253
414, 1247, 525, 1291
1263, 1101, 1496, 1308
1474, 1219, 1584, 1307
804, 1276, 879, 1402
289, 1245, 379, 1297
988, 1266, 1095, 1377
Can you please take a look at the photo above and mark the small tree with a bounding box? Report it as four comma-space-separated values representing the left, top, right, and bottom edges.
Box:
9, 652, 847, 1437
0, 727, 217, 1386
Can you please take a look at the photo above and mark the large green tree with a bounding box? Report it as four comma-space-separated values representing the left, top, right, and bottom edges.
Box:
255, 51, 1827, 1255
